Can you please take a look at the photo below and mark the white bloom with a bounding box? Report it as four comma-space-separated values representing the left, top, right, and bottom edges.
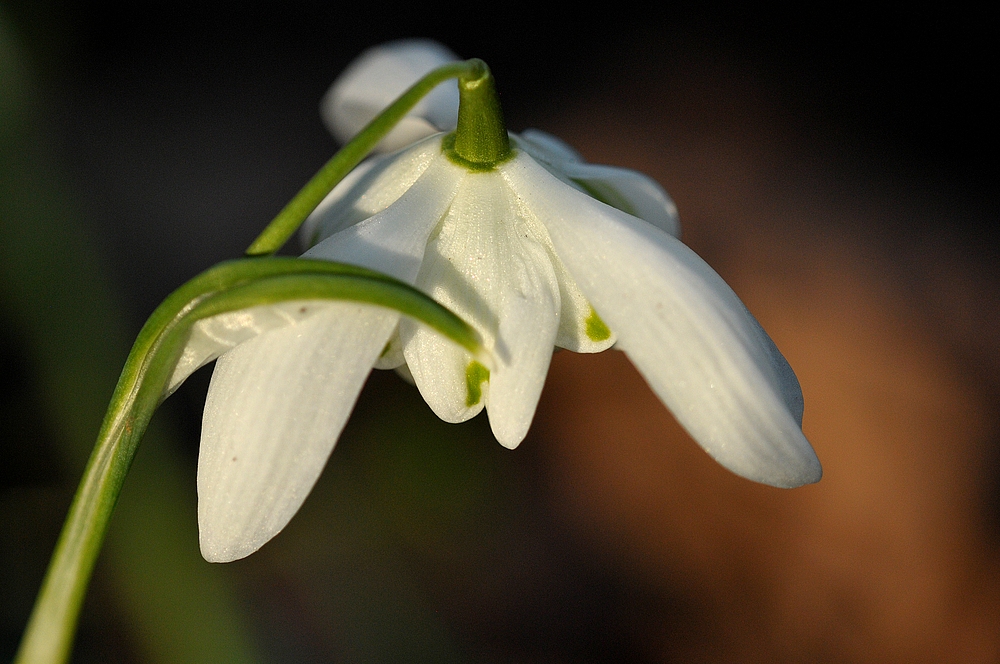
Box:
192, 44, 821, 563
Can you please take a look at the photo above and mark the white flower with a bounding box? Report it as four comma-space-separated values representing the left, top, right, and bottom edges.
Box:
192, 43, 821, 563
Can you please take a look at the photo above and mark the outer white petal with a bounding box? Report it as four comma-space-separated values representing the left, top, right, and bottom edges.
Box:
558, 161, 681, 238
167, 301, 337, 396
502, 155, 821, 488
516, 128, 584, 164
301, 135, 443, 248
198, 303, 398, 562
321, 39, 460, 153
303, 153, 464, 283
512, 130, 679, 237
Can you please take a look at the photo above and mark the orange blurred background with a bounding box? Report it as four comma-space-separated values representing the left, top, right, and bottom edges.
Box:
535, 60, 1000, 658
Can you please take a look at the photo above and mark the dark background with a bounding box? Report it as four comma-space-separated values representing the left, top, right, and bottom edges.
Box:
5, 2, 998, 309
2, 2, 998, 662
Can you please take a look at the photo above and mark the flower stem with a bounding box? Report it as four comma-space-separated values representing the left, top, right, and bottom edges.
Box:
245, 59, 483, 257
14, 258, 486, 664
450, 59, 511, 168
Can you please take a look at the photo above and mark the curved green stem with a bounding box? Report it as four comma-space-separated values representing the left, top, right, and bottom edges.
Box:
14, 258, 485, 664
245, 59, 481, 257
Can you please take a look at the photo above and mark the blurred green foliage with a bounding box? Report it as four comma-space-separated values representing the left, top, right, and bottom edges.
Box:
1, 10, 262, 662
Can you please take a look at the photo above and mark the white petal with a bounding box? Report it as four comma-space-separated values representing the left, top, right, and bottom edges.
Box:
400, 171, 560, 447
558, 161, 681, 238
502, 155, 821, 488
198, 304, 398, 562
483, 236, 560, 447
512, 130, 679, 237
303, 153, 464, 283
321, 39, 460, 153
515, 128, 584, 164
301, 135, 443, 248
400, 321, 484, 424
167, 301, 338, 396
399, 173, 503, 425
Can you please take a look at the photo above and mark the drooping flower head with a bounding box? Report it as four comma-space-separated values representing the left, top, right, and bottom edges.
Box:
195, 42, 821, 563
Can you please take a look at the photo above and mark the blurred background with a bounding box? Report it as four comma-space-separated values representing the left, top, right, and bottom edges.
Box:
2, 2, 998, 661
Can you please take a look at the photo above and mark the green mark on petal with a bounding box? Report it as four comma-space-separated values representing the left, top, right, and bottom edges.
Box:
585, 308, 611, 342
465, 360, 490, 407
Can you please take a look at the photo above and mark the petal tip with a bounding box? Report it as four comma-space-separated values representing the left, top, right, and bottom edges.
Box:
787, 449, 823, 487
494, 433, 524, 451
734, 437, 823, 489
488, 404, 533, 450
198, 528, 263, 564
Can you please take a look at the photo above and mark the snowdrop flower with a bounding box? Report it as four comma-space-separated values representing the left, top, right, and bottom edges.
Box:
196, 44, 821, 563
